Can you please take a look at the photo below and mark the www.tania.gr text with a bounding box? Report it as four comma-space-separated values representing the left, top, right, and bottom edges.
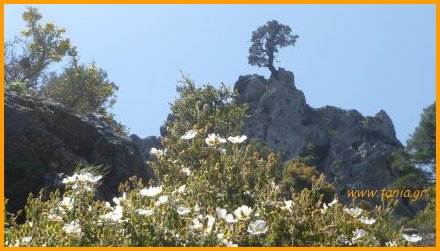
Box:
347, 188, 428, 201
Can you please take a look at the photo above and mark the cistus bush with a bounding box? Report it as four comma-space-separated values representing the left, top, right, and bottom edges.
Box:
4, 78, 422, 247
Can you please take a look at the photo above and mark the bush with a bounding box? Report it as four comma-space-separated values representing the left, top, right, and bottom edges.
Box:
5, 81, 35, 95
406, 185, 436, 233
40, 58, 118, 116
5, 169, 411, 247
4, 78, 421, 247
280, 159, 335, 203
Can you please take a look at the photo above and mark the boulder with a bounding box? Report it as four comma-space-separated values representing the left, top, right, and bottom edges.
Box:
5, 91, 154, 215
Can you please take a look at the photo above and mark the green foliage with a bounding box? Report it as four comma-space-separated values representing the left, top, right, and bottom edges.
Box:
158, 75, 253, 197
3, 170, 407, 247
157, 76, 269, 202
391, 173, 426, 191
390, 150, 416, 176
389, 150, 427, 190
5, 81, 35, 95
4, 6, 73, 89
4, 80, 415, 247
280, 159, 335, 202
166, 74, 248, 138
5, 7, 123, 128
406, 102, 436, 173
248, 20, 299, 75
40, 56, 118, 115
406, 185, 436, 233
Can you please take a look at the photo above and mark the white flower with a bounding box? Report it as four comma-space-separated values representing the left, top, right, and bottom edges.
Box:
216, 207, 227, 219
177, 185, 186, 193
78, 172, 102, 183
182, 167, 191, 176
343, 207, 362, 217
60, 196, 74, 210
62, 176, 76, 184
205, 133, 217, 146
21, 236, 32, 245
337, 235, 352, 246
281, 200, 294, 211
155, 195, 168, 206
181, 130, 198, 140
112, 192, 127, 205
217, 233, 225, 240
403, 234, 422, 243
205, 133, 226, 146
385, 241, 398, 247
150, 147, 164, 157
225, 214, 238, 223
206, 214, 216, 230
360, 216, 376, 225
247, 220, 268, 235
222, 239, 238, 247
215, 134, 227, 143
194, 204, 200, 212
140, 186, 162, 197
62, 172, 102, 184
352, 229, 368, 242
217, 136, 227, 143
101, 206, 124, 222
48, 214, 62, 221
190, 216, 203, 230
136, 208, 154, 216
219, 148, 227, 154
227, 135, 247, 144
328, 198, 338, 207
190, 214, 215, 233
234, 205, 252, 219
56, 206, 66, 215
270, 181, 279, 190
62, 221, 82, 237
177, 206, 191, 215
321, 203, 328, 214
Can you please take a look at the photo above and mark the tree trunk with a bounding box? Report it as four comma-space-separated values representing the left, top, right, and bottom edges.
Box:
267, 51, 278, 77
268, 64, 277, 77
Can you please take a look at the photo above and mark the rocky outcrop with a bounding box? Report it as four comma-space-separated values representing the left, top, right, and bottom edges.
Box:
130, 134, 161, 161
235, 68, 404, 203
5, 91, 155, 215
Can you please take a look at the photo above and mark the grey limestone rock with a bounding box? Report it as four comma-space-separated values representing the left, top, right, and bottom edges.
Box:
234, 68, 403, 203
5, 91, 154, 215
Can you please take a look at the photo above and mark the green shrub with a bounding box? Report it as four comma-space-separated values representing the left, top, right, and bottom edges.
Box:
4, 78, 421, 247
280, 159, 335, 203
406, 185, 436, 233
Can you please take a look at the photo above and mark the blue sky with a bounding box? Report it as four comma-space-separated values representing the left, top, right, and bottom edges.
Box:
4, 4, 436, 144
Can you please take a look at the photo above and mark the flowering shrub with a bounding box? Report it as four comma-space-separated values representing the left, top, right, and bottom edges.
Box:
4, 78, 423, 246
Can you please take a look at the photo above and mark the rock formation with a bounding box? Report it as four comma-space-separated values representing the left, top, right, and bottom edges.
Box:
235, 68, 404, 204
5, 68, 422, 218
5, 91, 155, 215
